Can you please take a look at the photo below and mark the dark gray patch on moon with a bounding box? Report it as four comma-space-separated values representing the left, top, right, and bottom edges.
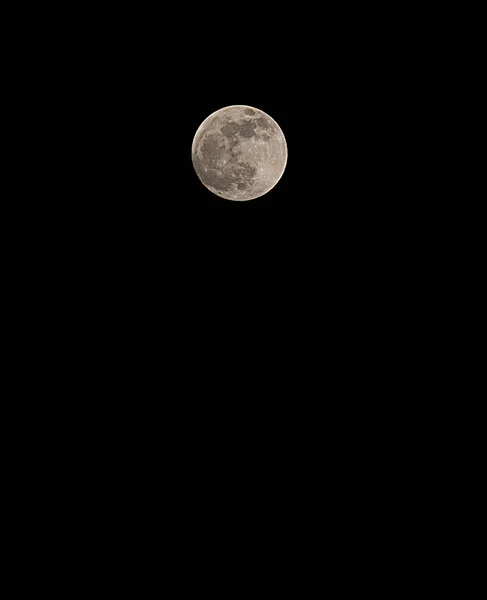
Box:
256, 117, 271, 129
201, 134, 224, 167
221, 122, 240, 137
208, 171, 232, 191
239, 119, 257, 138
244, 108, 255, 115
221, 119, 256, 139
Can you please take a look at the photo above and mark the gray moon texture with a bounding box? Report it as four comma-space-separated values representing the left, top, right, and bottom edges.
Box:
192, 105, 287, 201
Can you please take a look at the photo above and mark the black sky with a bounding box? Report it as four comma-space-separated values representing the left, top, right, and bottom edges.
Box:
47, 4, 416, 390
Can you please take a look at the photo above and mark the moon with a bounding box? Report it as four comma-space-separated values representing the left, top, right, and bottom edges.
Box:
192, 105, 287, 201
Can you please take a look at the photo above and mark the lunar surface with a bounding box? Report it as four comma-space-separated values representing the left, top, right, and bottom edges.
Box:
192, 105, 287, 201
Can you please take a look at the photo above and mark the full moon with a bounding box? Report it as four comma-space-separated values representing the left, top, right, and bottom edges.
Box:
192, 105, 287, 201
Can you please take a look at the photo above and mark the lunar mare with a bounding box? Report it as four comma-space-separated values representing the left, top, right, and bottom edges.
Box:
192, 105, 287, 201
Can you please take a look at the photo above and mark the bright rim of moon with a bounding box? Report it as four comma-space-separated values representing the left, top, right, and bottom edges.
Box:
192, 105, 287, 201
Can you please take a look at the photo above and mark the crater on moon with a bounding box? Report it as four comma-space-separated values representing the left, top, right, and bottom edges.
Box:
192, 105, 287, 201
